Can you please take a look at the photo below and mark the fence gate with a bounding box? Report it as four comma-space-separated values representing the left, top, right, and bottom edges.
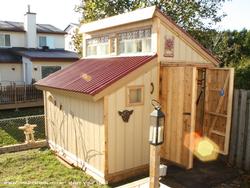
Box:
203, 68, 234, 155
160, 66, 197, 169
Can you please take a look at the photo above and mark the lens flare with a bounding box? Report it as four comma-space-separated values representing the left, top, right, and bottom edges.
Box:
194, 137, 219, 161
184, 133, 219, 162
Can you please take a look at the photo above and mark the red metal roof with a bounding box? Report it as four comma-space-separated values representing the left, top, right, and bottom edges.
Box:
35, 55, 157, 96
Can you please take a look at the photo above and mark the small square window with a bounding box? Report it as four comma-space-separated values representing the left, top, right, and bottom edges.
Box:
127, 86, 144, 106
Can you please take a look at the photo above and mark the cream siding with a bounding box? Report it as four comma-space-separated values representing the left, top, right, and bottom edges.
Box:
32, 61, 72, 81
0, 63, 23, 84
107, 65, 159, 174
45, 91, 105, 173
0, 31, 25, 47
158, 20, 209, 63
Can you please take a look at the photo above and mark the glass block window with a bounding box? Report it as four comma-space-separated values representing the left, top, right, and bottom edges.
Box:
127, 86, 144, 106
118, 28, 151, 55
86, 36, 109, 57
0, 34, 11, 47
41, 66, 61, 78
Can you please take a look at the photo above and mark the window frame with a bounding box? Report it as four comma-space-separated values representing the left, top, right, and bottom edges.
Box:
0, 34, 11, 47
86, 36, 109, 57
38, 36, 55, 49
118, 28, 152, 55
41, 66, 61, 79
126, 85, 144, 106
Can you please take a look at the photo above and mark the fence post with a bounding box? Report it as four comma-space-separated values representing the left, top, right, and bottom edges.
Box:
236, 90, 247, 168
14, 82, 17, 104
24, 83, 27, 102
244, 92, 250, 171
229, 89, 239, 165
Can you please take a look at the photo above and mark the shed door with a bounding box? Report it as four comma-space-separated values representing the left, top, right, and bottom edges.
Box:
203, 68, 234, 155
160, 66, 197, 169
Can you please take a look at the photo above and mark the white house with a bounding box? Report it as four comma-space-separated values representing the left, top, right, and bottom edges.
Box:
64, 23, 80, 52
0, 7, 79, 85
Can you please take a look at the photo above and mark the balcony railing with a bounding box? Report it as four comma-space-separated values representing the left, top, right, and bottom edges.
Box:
0, 82, 43, 106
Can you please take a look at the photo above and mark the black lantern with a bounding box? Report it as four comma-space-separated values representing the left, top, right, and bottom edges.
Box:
149, 99, 165, 145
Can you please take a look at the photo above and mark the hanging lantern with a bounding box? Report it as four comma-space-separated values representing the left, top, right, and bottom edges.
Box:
149, 99, 165, 145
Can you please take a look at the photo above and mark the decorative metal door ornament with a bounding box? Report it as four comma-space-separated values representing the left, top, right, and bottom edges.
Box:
118, 110, 134, 123
164, 36, 175, 57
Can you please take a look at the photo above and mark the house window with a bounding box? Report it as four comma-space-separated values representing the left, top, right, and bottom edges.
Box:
127, 86, 144, 106
39, 36, 55, 49
118, 28, 151, 55
110, 37, 116, 55
86, 36, 109, 57
41, 66, 61, 78
0, 34, 11, 47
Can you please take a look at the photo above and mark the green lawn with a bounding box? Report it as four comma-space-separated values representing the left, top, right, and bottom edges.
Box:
0, 148, 108, 188
0, 107, 45, 147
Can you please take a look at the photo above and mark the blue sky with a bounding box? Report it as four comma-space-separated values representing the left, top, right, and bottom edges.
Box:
220, 0, 250, 30
0, 0, 249, 31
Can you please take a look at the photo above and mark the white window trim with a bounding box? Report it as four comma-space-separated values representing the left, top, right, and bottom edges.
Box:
0, 34, 11, 48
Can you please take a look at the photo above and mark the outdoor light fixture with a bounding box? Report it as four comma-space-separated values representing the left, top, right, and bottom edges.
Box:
149, 99, 165, 145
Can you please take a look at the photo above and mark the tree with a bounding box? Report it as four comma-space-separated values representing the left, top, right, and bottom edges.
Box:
75, 0, 229, 31
73, 0, 229, 58
71, 28, 83, 57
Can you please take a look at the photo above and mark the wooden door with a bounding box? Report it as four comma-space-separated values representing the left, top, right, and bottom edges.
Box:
160, 66, 197, 169
203, 68, 234, 155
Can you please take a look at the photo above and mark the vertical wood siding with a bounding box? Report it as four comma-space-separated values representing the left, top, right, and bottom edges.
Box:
45, 91, 105, 173
107, 65, 158, 174
158, 21, 209, 64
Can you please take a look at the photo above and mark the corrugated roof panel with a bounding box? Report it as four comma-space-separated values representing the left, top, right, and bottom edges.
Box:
35, 55, 157, 96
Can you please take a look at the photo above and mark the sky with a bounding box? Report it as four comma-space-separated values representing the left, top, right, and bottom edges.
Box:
0, 0, 249, 31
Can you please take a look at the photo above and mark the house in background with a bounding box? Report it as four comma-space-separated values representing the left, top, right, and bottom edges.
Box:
0, 7, 79, 85
64, 23, 80, 52
36, 6, 234, 184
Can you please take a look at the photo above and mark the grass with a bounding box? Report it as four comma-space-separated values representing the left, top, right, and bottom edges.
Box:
0, 107, 45, 147
0, 107, 44, 119
0, 148, 108, 188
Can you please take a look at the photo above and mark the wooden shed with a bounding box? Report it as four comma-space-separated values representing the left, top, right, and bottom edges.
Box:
35, 6, 234, 184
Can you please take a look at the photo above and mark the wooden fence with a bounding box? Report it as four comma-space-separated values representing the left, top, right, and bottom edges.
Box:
229, 89, 250, 171
0, 83, 43, 105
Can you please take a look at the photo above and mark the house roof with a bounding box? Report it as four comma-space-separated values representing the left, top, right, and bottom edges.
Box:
64, 23, 80, 33
0, 21, 66, 34
80, 6, 220, 65
0, 48, 79, 63
0, 49, 22, 63
35, 55, 157, 96
13, 48, 79, 61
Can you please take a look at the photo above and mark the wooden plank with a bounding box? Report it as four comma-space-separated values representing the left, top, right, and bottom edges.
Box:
244, 92, 250, 171
0, 100, 43, 110
224, 68, 234, 154
206, 111, 227, 118
211, 130, 226, 137
236, 90, 247, 168
149, 146, 160, 188
160, 66, 196, 169
228, 89, 239, 165
104, 96, 109, 177
208, 72, 230, 135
